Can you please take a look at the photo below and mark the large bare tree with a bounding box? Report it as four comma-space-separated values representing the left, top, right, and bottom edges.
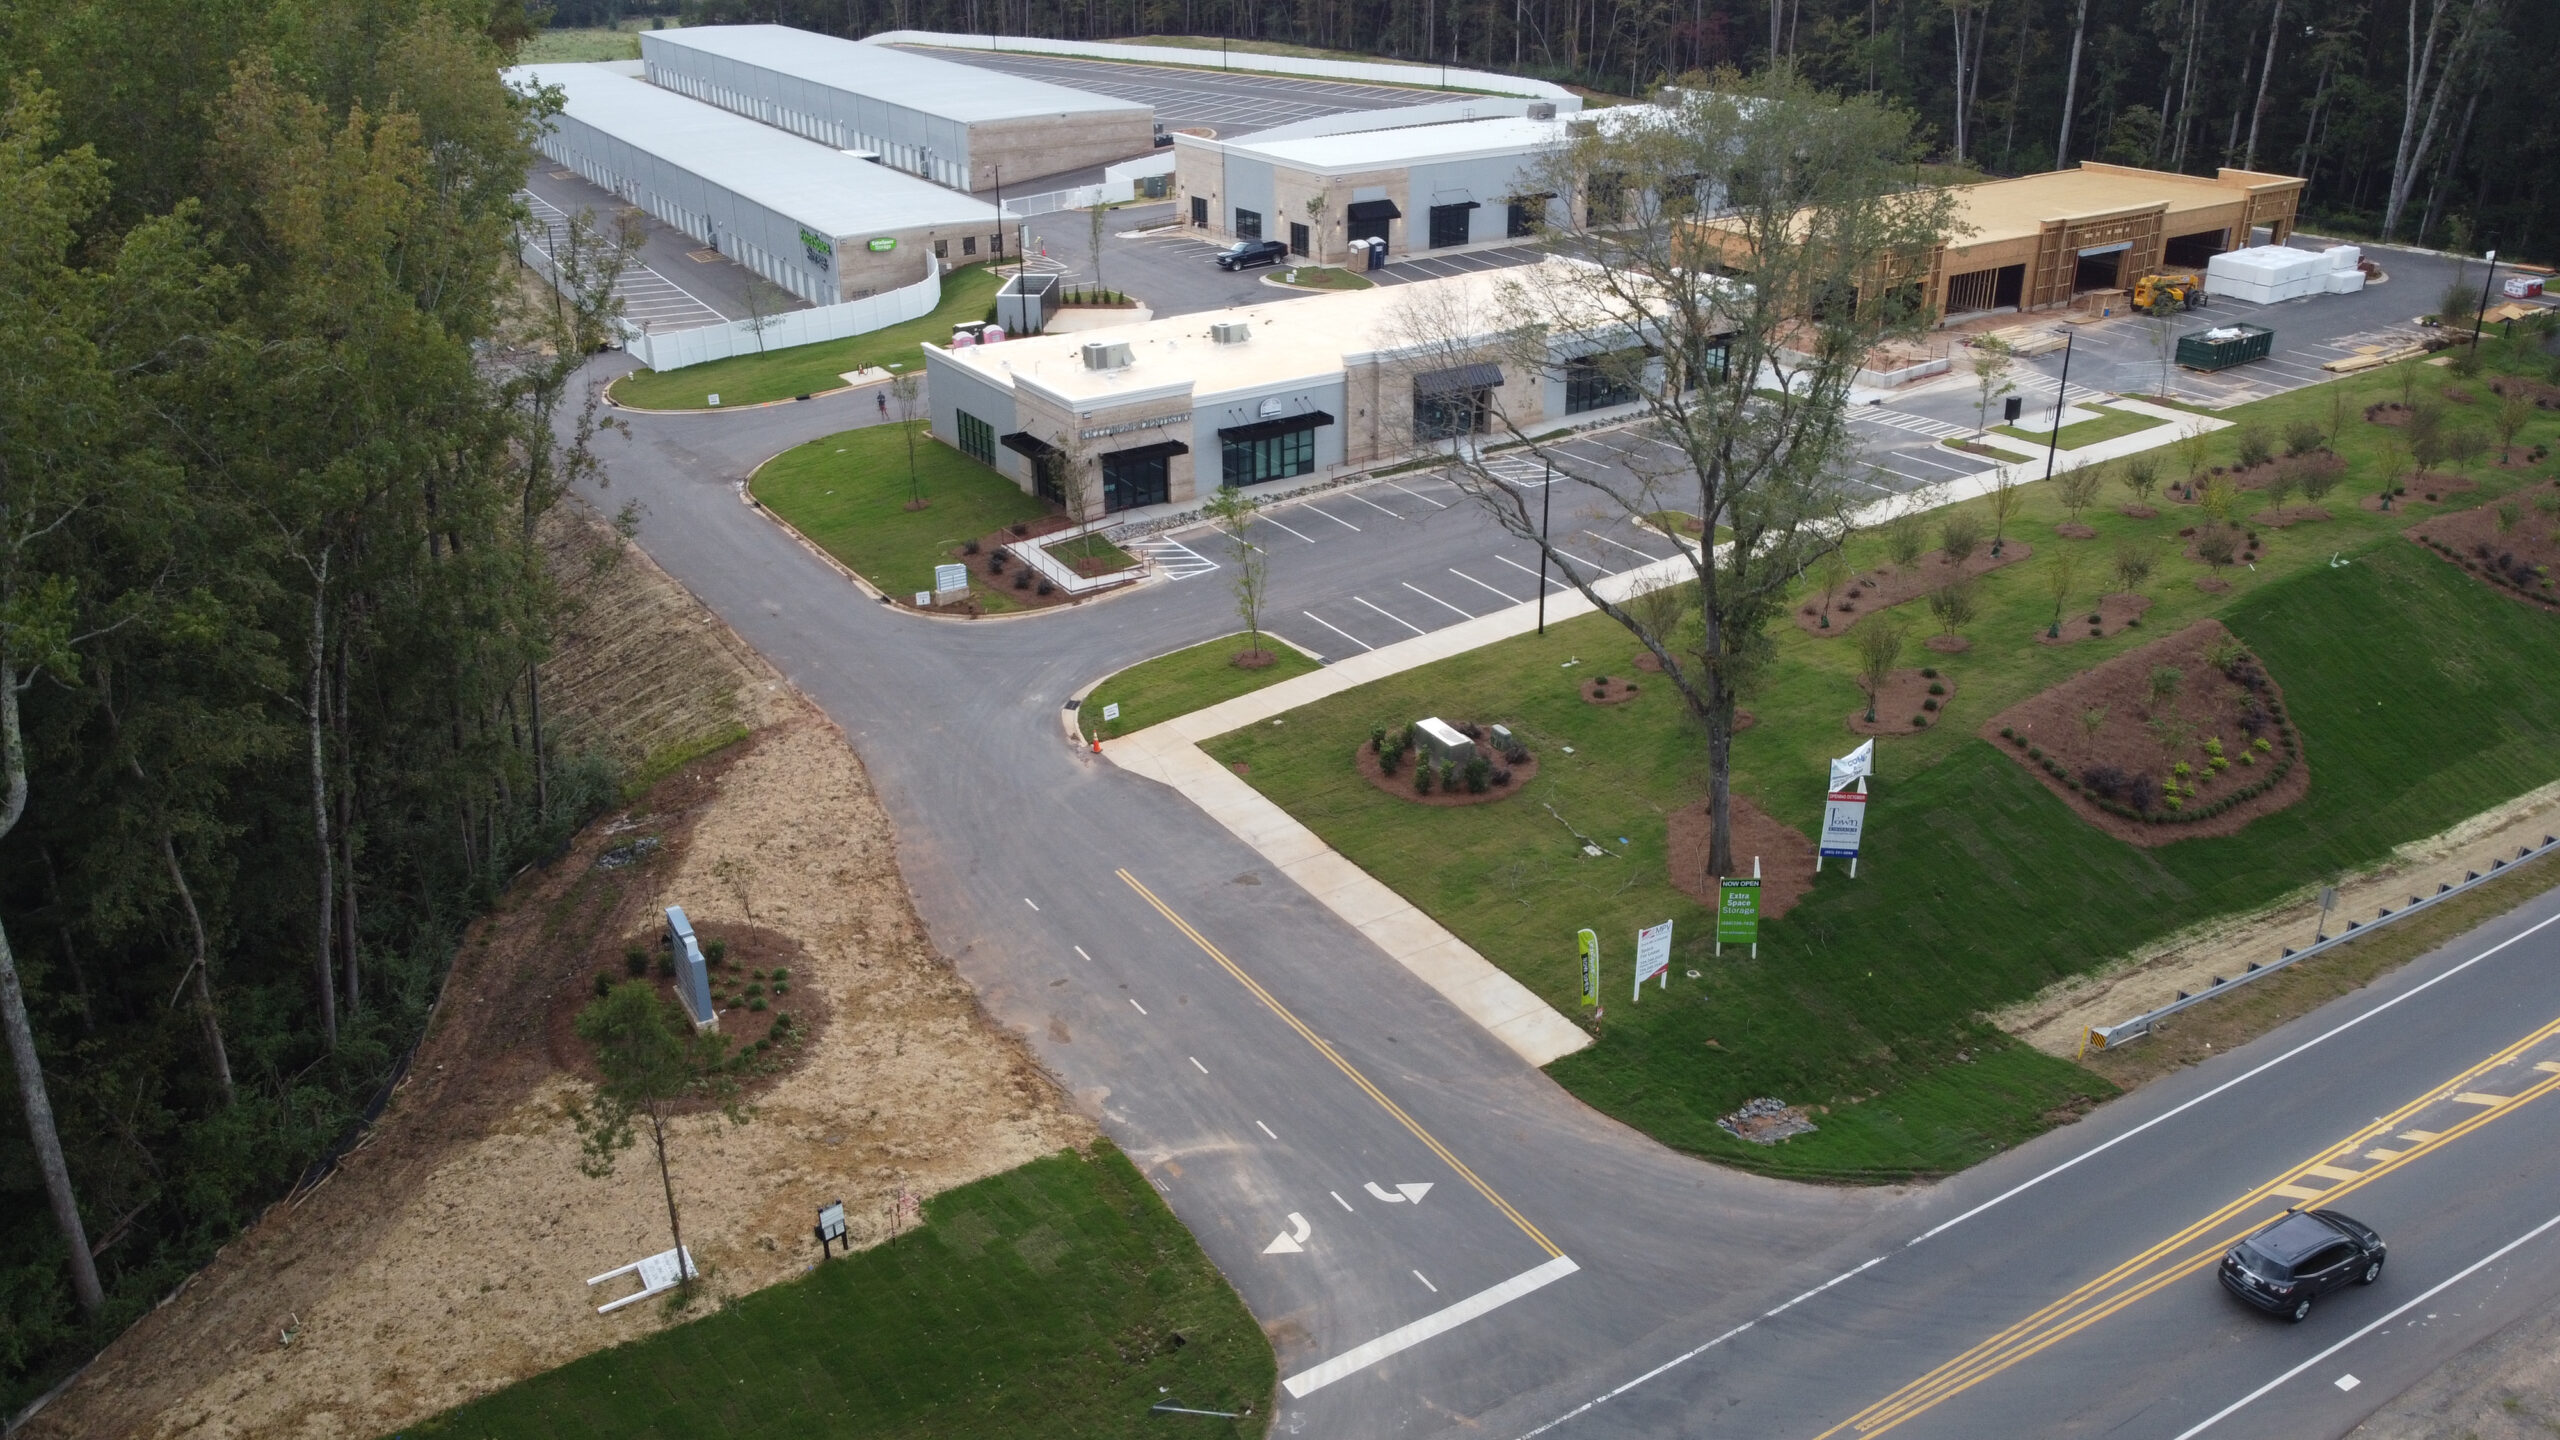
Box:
1391, 70, 1954, 877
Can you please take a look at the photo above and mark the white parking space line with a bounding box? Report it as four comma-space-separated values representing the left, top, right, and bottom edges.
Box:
1495, 554, 1566, 589
1402, 582, 1475, 619
1449, 567, 1521, 603
1301, 610, 1374, 651
1384, 480, 1450, 509
1583, 530, 1663, 561
1353, 595, 1427, 635
1347, 490, 1404, 519
1281, 1255, 1581, 1398
1895, 447, 1985, 475
1298, 503, 1363, 532
1258, 515, 1318, 544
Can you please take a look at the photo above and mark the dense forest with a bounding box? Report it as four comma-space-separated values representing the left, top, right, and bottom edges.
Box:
647, 0, 2554, 258
0, 0, 630, 1414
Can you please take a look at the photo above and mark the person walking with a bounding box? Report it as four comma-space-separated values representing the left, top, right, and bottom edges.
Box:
876, 391, 887, 420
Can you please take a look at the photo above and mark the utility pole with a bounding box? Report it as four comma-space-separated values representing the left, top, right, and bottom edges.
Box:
2042, 332, 2076, 487
2471, 245, 2499, 350
1537, 461, 1552, 635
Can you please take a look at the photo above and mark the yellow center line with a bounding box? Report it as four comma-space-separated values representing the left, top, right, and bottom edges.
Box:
1824, 1057, 2560, 1438
1116, 869, 1564, 1259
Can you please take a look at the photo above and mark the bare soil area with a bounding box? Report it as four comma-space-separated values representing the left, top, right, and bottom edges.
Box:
1664, 795, 1816, 920
1795, 544, 2034, 636
2407, 477, 2560, 611
1982, 619, 2309, 846
28, 510, 1090, 1440
1848, 667, 1957, 736
2034, 592, 2154, 645
1582, 675, 1642, 705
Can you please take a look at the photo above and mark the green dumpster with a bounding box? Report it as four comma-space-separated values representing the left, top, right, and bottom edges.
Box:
2176, 323, 2275, 372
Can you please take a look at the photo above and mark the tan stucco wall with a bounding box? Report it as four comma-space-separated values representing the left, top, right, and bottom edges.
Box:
1004, 386, 1200, 522
830, 225, 1007, 300
964, 113, 1156, 194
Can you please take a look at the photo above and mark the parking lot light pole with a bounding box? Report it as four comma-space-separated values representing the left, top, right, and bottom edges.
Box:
2042, 330, 2076, 486
1538, 461, 1552, 635
2471, 246, 2499, 351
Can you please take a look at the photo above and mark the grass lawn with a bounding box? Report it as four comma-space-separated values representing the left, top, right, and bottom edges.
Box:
610, 266, 1004, 411
1276, 266, 1374, 291
404, 1146, 1273, 1440
753, 423, 1048, 603
1994, 402, 2166, 450
518, 24, 650, 62
1204, 342, 2560, 1181
1081, 633, 1322, 741
1049, 532, 1141, 573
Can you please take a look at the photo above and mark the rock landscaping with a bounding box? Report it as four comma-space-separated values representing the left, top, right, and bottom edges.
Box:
1719, 1097, 1818, 1145
1983, 618, 2309, 844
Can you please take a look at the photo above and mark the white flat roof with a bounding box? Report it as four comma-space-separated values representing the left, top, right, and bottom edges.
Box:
645, 26, 1151, 125
1216, 104, 1663, 176
508, 63, 996, 235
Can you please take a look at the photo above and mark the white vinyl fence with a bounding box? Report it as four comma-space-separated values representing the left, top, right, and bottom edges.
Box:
865, 31, 1581, 103
621, 256, 945, 374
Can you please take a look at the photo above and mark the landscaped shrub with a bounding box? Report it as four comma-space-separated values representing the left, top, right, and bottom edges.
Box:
1921, 667, 1939, 679
2236, 423, 2275, 469
1440, 762, 1459, 792
1504, 742, 1530, 765
1412, 755, 1431, 792
625, 946, 648, 977
1464, 756, 1492, 793
705, 939, 727, 964
1923, 697, 1939, 711
989, 550, 1007, 573
2283, 419, 2325, 457
1927, 682, 1946, 696
1014, 570, 1032, 589
1491, 766, 1513, 786
593, 971, 613, 998
1037, 579, 1055, 596
1912, 714, 1929, 728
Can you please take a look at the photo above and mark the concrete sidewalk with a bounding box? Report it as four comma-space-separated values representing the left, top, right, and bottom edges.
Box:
1099, 389, 2226, 1069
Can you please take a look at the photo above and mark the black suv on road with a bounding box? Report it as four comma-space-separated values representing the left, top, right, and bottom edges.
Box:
1215, 239, 1290, 271
2219, 1209, 2387, 1322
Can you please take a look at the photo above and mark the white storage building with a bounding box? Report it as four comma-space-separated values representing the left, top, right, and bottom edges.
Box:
511, 62, 1001, 304
639, 26, 1156, 193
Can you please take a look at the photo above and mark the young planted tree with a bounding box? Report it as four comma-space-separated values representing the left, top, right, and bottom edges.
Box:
570, 982, 742, 1291
2080, 705, 2109, 741
1855, 614, 1908, 723
2261, 462, 2299, 522
1813, 548, 1852, 629
1395, 71, 1953, 876
2177, 423, 2213, 497
2197, 475, 2240, 529
2112, 541, 2157, 597
1884, 505, 1929, 567
2297, 454, 2343, 507
1201, 485, 1273, 664
2147, 664, 2184, 714
890, 369, 927, 509
1926, 575, 1979, 643
1938, 511, 1984, 567
739, 274, 793, 354
2042, 548, 2082, 637
2445, 425, 2488, 473
2497, 393, 2532, 459
1987, 471, 2023, 556
2057, 461, 2103, 527
2374, 435, 2410, 510
1970, 334, 2015, 434
2119, 452, 2162, 510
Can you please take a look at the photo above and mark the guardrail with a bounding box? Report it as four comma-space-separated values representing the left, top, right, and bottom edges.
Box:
2084, 833, 2560, 1054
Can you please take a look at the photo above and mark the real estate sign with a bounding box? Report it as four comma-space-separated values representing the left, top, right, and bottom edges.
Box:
1716, 879, 1761, 946
1819, 791, 1869, 859
1633, 920, 1674, 997
1576, 929, 1599, 1008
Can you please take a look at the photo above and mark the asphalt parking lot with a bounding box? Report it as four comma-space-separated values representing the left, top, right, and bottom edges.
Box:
521, 167, 801, 334
904, 45, 1451, 137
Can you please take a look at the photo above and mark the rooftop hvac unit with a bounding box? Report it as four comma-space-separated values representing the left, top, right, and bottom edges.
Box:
1082, 341, 1134, 370
1211, 322, 1252, 345
1526, 102, 1557, 121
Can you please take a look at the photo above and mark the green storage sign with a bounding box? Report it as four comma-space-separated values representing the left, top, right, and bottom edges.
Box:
866, 237, 897, 252
797, 228, 834, 256
1716, 878, 1761, 945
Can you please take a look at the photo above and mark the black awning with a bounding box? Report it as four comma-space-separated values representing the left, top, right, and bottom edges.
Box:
1506, 191, 1558, 203
1106, 439, 1190, 462
1217, 410, 1335, 443
1346, 199, 1403, 222
1000, 431, 1062, 461
1413, 362, 1504, 396
1431, 199, 1482, 212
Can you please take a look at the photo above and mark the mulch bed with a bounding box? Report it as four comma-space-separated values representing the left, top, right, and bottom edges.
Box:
2366, 401, 2416, 427
1979, 618, 2311, 846
1848, 666, 1957, 736
2055, 522, 2099, 539
2193, 575, 2232, 592
1584, 675, 1642, 705
915, 517, 1141, 613
2405, 478, 2560, 611
1355, 730, 1540, 806
2034, 592, 2153, 645
1624, 654, 1756, 725
1795, 543, 2034, 636
1664, 793, 1816, 921
2118, 504, 2160, 520
1925, 633, 1973, 653
2487, 376, 2560, 410
547, 918, 829, 1106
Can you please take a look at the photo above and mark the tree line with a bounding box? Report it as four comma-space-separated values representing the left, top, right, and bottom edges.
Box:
679, 0, 2550, 257
0, 0, 625, 1412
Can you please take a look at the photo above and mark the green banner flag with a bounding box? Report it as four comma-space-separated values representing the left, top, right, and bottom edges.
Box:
1716, 878, 1761, 947
1576, 929, 1599, 1008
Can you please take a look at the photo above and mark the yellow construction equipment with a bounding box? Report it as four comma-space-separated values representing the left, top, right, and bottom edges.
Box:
2131, 270, 2206, 315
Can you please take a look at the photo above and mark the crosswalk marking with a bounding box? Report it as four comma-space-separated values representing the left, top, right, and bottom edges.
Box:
2303, 1164, 2363, 1182
1126, 536, 1217, 580
2453, 1091, 2515, 1107
1855, 407, 1969, 439
2268, 1183, 2326, 1201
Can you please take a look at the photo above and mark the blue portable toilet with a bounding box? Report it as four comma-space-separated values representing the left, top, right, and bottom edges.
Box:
663, 906, 718, 1031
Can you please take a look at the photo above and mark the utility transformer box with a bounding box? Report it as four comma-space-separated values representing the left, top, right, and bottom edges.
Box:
1414, 717, 1477, 767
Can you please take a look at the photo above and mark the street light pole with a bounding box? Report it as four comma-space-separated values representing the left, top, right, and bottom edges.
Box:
2041, 331, 2076, 487
1538, 462, 1552, 636
2471, 244, 2499, 351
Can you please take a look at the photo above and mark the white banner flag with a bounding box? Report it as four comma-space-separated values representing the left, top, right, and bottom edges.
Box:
1829, 740, 1875, 793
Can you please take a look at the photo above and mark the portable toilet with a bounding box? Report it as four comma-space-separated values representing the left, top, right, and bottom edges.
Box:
662, 906, 718, 1031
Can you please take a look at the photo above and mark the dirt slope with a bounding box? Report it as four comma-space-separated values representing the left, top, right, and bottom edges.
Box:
26, 511, 1091, 1440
